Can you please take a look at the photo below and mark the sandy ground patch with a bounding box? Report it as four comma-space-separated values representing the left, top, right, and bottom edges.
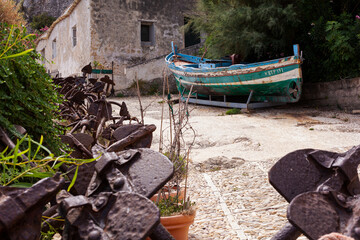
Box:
111, 96, 360, 239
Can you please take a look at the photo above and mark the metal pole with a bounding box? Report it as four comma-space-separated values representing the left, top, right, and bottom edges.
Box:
246, 90, 254, 109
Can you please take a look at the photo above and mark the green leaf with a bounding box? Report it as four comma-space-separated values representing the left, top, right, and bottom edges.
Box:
52, 161, 64, 170
32, 135, 43, 160
0, 49, 34, 60
24, 171, 53, 179
9, 182, 33, 188
67, 166, 79, 192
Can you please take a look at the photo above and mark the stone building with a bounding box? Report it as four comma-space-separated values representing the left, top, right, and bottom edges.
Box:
36, 0, 198, 90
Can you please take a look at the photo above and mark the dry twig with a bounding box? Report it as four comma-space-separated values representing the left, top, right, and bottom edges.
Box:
135, 72, 144, 124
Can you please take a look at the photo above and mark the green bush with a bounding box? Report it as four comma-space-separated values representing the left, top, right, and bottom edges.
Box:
303, 12, 360, 82
188, 0, 360, 82
30, 13, 56, 31
187, 0, 299, 61
0, 23, 64, 154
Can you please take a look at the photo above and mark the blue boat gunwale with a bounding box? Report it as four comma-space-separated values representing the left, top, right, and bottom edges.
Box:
165, 43, 302, 74
166, 52, 301, 73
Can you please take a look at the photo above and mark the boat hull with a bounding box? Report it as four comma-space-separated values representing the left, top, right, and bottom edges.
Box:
165, 45, 303, 103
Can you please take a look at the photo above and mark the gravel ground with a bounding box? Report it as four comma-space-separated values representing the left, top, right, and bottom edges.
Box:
111, 96, 360, 240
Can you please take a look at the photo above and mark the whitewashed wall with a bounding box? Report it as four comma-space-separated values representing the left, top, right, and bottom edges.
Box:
36, 0, 91, 76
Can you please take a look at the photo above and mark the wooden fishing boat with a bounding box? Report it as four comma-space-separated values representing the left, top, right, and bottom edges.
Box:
165, 43, 303, 108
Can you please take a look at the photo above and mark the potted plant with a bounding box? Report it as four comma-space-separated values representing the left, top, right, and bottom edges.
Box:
153, 77, 196, 240
154, 153, 196, 240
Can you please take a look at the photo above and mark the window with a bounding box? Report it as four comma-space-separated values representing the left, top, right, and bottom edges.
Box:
141, 22, 155, 46
72, 26, 77, 47
141, 25, 150, 42
52, 39, 56, 59
40, 49, 45, 64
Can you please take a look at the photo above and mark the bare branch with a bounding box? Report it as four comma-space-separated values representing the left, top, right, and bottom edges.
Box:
135, 72, 144, 124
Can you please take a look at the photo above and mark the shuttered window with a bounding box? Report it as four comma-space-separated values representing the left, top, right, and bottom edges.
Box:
72, 26, 77, 47
52, 39, 56, 59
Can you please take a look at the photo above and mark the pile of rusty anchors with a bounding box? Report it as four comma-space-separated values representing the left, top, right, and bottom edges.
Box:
54, 73, 115, 123
60, 123, 155, 162
61, 101, 152, 159
0, 174, 65, 240
269, 145, 360, 240
52, 147, 175, 240
55, 65, 148, 160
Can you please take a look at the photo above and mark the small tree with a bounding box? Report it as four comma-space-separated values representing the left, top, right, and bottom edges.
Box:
187, 0, 299, 61
30, 13, 56, 31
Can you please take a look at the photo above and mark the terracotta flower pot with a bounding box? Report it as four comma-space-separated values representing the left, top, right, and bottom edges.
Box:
148, 187, 195, 240
160, 211, 196, 240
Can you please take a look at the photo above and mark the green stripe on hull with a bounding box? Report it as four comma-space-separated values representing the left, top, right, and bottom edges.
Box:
177, 76, 299, 95
175, 76, 302, 103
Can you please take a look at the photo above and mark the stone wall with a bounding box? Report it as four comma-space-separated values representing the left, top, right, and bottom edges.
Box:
36, 0, 92, 76
125, 55, 167, 88
90, 0, 192, 89
302, 77, 360, 109
125, 43, 202, 88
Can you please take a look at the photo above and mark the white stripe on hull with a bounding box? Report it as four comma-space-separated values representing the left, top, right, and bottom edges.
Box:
176, 68, 301, 86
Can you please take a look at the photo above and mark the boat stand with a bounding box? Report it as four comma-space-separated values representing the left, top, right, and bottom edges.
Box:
181, 91, 285, 109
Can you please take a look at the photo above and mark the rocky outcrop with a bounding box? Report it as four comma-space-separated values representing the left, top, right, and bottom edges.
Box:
15, 0, 73, 21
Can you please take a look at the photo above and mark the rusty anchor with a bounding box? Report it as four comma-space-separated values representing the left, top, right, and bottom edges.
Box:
0, 174, 64, 240
87, 147, 174, 198
58, 191, 161, 240
269, 145, 360, 240
56, 147, 175, 239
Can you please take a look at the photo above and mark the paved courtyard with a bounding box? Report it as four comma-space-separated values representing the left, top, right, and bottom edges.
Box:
113, 96, 360, 239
